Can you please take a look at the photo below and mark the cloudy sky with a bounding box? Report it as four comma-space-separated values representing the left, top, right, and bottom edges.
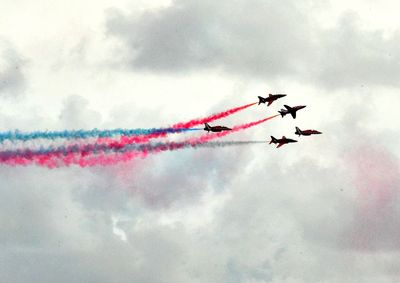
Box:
1, 0, 400, 282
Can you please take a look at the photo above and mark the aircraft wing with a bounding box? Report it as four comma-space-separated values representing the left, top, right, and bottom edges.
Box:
277, 143, 284, 148
267, 100, 273, 106
291, 112, 296, 119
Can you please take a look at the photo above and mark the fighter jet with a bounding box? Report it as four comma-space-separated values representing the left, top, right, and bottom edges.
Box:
258, 93, 287, 106
278, 105, 306, 119
269, 136, 298, 148
295, 126, 322, 137
204, 123, 232, 132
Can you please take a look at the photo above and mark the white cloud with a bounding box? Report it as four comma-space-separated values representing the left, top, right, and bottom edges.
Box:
0, 40, 26, 98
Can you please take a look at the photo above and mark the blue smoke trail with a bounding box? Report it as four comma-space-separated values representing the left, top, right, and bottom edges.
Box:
0, 127, 202, 143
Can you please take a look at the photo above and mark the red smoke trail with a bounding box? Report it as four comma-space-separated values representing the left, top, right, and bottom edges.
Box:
0, 150, 67, 168
0, 147, 149, 168
171, 102, 257, 129
95, 132, 168, 149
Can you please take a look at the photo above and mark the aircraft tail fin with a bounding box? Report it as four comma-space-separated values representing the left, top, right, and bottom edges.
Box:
204, 123, 211, 131
269, 136, 278, 144
258, 96, 264, 105
295, 126, 301, 136
278, 110, 286, 117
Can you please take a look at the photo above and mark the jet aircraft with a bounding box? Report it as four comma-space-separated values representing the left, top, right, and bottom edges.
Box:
295, 126, 322, 136
269, 136, 298, 148
258, 94, 287, 106
278, 105, 306, 119
204, 123, 232, 132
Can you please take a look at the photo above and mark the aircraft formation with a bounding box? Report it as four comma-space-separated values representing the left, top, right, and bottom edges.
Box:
205, 93, 322, 148
0, 93, 322, 167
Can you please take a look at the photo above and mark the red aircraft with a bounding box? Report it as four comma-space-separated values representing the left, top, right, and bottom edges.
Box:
204, 123, 232, 132
295, 126, 322, 137
278, 105, 306, 119
258, 93, 287, 106
269, 136, 298, 148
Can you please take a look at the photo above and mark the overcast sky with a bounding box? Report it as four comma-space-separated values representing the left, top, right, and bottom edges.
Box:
1, 0, 400, 282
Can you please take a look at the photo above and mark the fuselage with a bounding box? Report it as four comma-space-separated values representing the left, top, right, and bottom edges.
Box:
258, 94, 287, 106
295, 128, 322, 136
287, 105, 306, 113
279, 105, 306, 119
204, 124, 232, 132
269, 136, 298, 148
277, 138, 297, 144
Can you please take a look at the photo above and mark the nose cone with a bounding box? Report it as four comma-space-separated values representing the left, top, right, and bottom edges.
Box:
299, 105, 306, 110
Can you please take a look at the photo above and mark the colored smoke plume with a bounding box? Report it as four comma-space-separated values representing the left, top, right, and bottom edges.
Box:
0, 102, 255, 143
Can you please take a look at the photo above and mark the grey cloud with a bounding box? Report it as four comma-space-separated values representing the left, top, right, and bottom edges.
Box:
106, 0, 400, 89
315, 13, 400, 89
106, 0, 314, 78
0, 44, 26, 98
0, 150, 253, 282
0, 167, 116, 250
342, 142, 400, 251
309, 101, 400, 252
111, 141, 255, 209
58, 95, 103, 129
195, 137, 400, 282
